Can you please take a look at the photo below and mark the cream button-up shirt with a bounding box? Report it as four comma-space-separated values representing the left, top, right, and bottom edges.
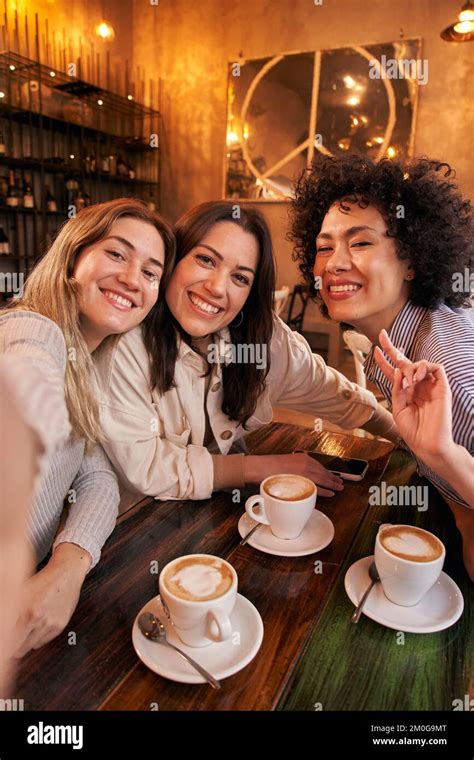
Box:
94, 316, 380, 502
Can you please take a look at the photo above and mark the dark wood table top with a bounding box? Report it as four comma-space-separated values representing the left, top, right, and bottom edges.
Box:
15, 423, 472, 711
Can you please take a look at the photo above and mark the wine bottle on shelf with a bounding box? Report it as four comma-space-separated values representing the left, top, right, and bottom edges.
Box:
65, 175, 79, 207
0, 128, 5, 157
6, 170, 18, 207
146, 193, 156, 211
128, 161, 135, 180
74, 190, 86, 211
117, 156, 128, 177
108, 154, 117, 176
100, 154, 110, 174
90, 153, 97, 173
22, 174, 35, 209
45, 185, 57, 212
0, 174, 7, 206
0, 226, 10, 255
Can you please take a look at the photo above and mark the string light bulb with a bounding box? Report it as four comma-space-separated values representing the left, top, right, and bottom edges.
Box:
95, 20, 115, 41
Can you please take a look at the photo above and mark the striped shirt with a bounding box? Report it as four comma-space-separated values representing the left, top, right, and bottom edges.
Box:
364, 300, 474, 509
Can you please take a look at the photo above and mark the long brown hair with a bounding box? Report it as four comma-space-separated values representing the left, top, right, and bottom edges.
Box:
143, 201, 276, 427
5, 198, 175, 444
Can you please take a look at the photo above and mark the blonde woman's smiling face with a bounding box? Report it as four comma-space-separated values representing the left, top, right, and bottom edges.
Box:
165, 221, 259, 337
313, 201, 413, 342
74, 216, 165, 351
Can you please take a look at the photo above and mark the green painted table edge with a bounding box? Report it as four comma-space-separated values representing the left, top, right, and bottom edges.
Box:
277, 449, 473, 711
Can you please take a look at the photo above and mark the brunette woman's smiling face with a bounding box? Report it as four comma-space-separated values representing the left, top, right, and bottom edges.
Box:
313, 200, 413, 342
165, 221, 259, 337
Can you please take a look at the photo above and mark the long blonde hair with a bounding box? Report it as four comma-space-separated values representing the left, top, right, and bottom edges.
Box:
5, 198, 175, 445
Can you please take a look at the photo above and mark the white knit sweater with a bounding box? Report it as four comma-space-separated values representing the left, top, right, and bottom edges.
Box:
0, 311, 119, 568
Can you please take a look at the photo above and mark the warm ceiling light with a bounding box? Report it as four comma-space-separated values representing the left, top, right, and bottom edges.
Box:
455, 6, 474, 31
9, 65, 15, 71
347, 96, 359, 107
441, 1, 474, 41
226, 129, 239, 145
343, 75, 356, 89
97, 99, 104, 106
95, 20, 115, 41
387, 146, 397, 158
0, 91, 5, 98
127, 94, 133, 100
49, 71, 56, 77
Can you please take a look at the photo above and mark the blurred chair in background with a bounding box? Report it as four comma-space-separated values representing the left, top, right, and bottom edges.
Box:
273, 285, 290, 317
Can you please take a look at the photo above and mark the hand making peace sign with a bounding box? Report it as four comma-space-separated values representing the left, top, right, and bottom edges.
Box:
374, 329, 454, 461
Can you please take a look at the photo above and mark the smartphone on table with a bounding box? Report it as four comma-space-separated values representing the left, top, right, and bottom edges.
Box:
294, 450, 369, 481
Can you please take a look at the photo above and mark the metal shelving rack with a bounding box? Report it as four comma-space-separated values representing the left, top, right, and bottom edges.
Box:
0, 50, 160, 299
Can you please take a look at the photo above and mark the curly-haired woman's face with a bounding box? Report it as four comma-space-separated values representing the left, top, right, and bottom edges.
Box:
313, 201, 413, 342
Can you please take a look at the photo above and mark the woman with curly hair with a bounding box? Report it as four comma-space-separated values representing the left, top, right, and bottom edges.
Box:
289, 154, 474, 578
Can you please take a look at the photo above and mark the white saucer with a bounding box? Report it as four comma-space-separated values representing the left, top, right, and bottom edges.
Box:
238, 509, 335, 557
344, 555, 464, 634
132, 594, 264, 684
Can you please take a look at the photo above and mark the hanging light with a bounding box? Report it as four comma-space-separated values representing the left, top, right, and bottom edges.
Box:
95, 0, 115, 42
95, 20, 115, 41
441, 1, 474, 41
226, 127, 239, 146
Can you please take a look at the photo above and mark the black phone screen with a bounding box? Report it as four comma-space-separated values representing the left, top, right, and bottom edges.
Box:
305, 452, 368, 476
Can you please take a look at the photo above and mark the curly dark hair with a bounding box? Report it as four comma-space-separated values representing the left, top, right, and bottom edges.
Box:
288, 153, 473, 314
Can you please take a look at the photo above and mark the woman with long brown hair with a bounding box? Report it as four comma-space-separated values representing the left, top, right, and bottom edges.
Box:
95, 201, 396, 502
0, 198, 174, 663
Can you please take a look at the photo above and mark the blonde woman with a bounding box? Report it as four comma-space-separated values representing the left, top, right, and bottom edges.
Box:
0, 198, 174, 660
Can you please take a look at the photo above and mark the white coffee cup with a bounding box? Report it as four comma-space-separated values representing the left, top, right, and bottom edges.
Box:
245, 473, 317, 540
159, 554, 237, 647
374, 523, 445, 607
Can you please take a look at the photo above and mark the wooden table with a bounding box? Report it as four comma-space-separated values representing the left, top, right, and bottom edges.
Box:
15, 423, 472, 712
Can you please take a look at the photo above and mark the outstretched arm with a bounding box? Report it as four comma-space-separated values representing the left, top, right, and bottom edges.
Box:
14, 445, 119, 658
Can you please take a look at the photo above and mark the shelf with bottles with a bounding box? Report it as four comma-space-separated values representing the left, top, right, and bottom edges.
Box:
0, 123, 159, 187
0, 156, 159, 186
0, 52, 160, 148
0, 103, 158, 153
0, 50, 160, 281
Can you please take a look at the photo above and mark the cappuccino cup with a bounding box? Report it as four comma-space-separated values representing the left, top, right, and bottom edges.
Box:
159, 554, 237, 647
245, 474, 317, 540
374, 524, 445, 607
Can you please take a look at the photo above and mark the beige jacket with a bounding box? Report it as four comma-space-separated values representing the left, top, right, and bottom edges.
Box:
94, 317, 387, 502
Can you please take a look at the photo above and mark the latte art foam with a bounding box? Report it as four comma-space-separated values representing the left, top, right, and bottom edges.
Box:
164, 557, 233, 601
264, 475, 315, 501
380, 526, 442, 562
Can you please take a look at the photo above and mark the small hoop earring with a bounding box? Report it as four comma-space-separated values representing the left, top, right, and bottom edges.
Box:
230, 310, 244, 328
406, 274, 414, 281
